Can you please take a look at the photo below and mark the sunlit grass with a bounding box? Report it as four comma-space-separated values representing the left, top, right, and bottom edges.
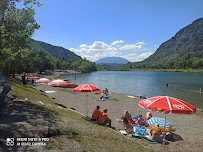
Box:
196, 109, 203, 118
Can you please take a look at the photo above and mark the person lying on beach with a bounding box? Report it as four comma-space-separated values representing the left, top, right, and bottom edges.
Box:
138, 115, 149, 126
97, 109, 111, 127
122, 117, 134, 134
96, 96, 105, 101
147, 123, 163, 143
92, 106, 101, 121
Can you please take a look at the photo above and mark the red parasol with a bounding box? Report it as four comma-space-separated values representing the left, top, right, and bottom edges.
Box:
73, 84, 100, 116
35, 78, 51, 83
28, 76, 41, 80
48, 79, 68, 87
139, 96, 196, 114
73, 84, 100, 92
139, 96, 196, 145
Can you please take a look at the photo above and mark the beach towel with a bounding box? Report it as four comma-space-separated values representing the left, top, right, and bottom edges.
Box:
134, 126, 147, 136
44, 91, 56, 93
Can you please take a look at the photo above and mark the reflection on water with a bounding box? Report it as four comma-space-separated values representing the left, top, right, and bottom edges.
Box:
60, 71, 203, 108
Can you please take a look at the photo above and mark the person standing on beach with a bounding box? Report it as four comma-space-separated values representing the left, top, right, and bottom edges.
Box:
97, 109, 111, 127
22, 74, 27, 85
92, 106, 101, 121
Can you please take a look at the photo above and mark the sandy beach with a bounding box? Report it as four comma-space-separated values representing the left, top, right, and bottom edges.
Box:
34, 82, 203, 152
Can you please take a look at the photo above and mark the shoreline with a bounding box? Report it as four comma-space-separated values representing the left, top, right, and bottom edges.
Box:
33, 84, 203, 151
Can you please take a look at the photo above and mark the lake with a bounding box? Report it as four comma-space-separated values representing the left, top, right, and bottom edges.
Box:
60, 71, 203, 109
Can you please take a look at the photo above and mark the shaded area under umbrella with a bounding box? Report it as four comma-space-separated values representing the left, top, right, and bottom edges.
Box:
48, 79, 68, 102
139, 96, 196, 145
73, 84, 100, 116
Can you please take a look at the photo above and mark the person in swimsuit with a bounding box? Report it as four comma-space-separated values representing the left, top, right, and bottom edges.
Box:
122, 117, 134, 134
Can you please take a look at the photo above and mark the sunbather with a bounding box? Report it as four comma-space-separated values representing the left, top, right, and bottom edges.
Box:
122, 117, 134, 134
138, 115, 149, 126
148, 123, 163, 143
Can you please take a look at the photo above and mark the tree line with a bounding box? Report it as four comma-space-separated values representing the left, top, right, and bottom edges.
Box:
0, 0, 96, 76
97, 52, 203, 71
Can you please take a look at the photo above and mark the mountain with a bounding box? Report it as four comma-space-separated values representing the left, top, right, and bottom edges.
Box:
144, 18, 203, 62
95, 57, 129, 66
30, 39, 82, 60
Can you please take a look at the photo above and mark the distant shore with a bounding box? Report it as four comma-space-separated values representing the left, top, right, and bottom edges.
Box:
131, 68, 203, 73
34, 70, 81, 79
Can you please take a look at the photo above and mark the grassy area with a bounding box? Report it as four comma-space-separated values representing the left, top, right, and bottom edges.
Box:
6, 78, 56, 105
4, 78, 153, 151
110, 98, 122, 101
59, 88, 77, 94
196, 109, 203, 118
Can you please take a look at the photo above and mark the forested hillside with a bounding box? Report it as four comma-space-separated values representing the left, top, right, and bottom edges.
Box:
145, 18, 203, 63
32, 39, 82, 60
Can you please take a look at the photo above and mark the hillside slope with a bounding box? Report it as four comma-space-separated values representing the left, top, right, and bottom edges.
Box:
31, 39, 82, 60
145, 18, 203, 62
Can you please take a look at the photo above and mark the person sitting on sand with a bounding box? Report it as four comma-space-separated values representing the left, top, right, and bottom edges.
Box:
145, 112, 152, 120
97, 109, 111, 127
105, 88, 108, 93
122, 117, 134, 134
92, 106, 101, 121
121, 110, 136, 124
121, 110, 131, 120
138, 115, 149, 126
148, 123, 163, 143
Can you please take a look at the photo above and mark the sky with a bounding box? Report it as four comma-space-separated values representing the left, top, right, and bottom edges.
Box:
31, 0, 203, 62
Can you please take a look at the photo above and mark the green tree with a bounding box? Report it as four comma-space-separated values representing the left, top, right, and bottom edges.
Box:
0, 0, 41, 76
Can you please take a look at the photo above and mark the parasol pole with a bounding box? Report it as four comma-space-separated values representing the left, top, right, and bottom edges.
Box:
163, 113, 166, 147
86, 93, 88, 117
58, 84, 59, 102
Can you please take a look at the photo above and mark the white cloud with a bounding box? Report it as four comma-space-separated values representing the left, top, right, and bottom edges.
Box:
119, 42, 146, 51
111, 40, 124, 46
154, 45, 160, 48
80, 44, 88, 48
135, 52, 153, 61
122, 51, 153, 62
70, 40, 148, 62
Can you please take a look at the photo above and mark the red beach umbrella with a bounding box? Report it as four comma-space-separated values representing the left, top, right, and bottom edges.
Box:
73, 84, 100, 92
48, 79, 68, 87
139, 96, 196, 114
139, 96, 196, 145
36, 78, 51, 83
29, 76, 41, 80
73, 84, 100, 116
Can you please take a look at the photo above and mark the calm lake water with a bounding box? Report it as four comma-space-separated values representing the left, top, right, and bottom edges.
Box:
60, 71, 203, 109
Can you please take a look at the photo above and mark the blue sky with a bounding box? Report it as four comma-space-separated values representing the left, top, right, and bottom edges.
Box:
31, 0, 203, 62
